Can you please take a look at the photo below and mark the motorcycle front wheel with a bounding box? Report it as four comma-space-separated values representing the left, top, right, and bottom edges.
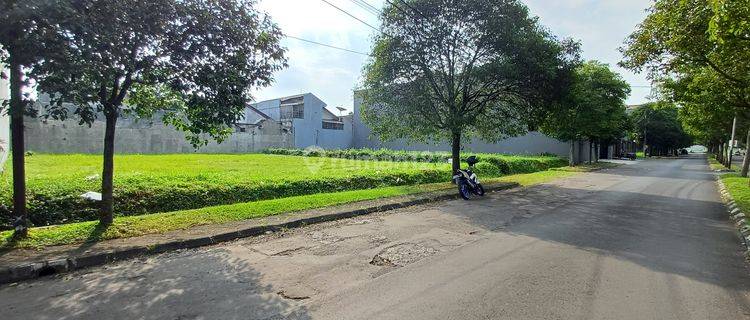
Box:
458, 182, 471, 200
475, 183, 485, 196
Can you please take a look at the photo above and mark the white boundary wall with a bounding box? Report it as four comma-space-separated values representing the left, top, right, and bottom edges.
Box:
0, 63, 10, 171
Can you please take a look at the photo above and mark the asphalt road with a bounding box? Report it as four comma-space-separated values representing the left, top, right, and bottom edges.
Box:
2, 154, 750, 320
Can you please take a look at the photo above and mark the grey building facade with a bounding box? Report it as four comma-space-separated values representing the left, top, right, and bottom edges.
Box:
248, 93, 353, 150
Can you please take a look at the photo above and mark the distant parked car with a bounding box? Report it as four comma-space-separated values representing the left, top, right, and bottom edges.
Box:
625, 152, 636, 160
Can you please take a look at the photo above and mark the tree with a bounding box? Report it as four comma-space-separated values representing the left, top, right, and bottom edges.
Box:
542, 61, 630, 165
621, 0, 749, 110
630, 102, 692, 156
361, 0, 578, 173
34, 0, 287, 224
0, 0, 64, 236
658, 66, 746, 168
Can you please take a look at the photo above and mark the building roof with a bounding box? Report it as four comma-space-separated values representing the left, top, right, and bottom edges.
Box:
251, 93, 312, 105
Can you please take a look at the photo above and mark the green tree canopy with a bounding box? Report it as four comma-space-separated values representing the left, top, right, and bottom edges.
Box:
621, 0, 749, 109
659, 67, 739, 147
630, 102, 692, 156
33, 0, 287, 223
361, 0, 579, 172
542, 60, 631, 163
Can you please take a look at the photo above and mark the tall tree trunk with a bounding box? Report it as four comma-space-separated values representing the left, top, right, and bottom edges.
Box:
742, 129, 750, 177
9, 57, 27, 236
451, 130, 461, 174
100, 111, 118, 224
595, 141, 600, 162
588, 139, 593, 164
569, 141, 575, 166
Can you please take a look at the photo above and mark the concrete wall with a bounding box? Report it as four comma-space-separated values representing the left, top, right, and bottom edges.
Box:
0, 63, 9, 170
25, 114, 293, 154
351, 94, 582, 160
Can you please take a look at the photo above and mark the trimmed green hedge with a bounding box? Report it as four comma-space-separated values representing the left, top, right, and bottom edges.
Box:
263, 148, 569, 175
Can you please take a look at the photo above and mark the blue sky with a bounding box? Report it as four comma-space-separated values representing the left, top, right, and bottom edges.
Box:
255, 0, 654, 113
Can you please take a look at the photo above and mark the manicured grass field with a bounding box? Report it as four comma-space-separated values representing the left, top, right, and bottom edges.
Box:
0, 154, 451, 226
1, 152, 570, 228
0, 169, 578, 249
1, 153, 446, 194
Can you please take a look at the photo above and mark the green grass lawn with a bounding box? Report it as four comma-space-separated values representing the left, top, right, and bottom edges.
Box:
720, 174, 750, 217
0, 154, 451, 226
0, 169, 579, 249
1, 153, 570, 227
707, 154, 732, 171
1, 153, 447, 195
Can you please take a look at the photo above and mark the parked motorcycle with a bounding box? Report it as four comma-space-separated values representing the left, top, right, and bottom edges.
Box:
453, 156, 485, 200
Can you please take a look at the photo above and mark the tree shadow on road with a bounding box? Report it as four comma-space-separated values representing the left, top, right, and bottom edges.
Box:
0, 247, 310, 320
440, 180, 750, 300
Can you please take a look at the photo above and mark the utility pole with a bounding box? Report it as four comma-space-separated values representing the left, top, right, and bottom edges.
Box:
729, 116, 737, 169
643, 109, 649, 157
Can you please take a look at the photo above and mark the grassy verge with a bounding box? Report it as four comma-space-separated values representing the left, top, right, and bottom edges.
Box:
720, 174, 750, 220
708, 154, 732, 171
0, 169, 580, 249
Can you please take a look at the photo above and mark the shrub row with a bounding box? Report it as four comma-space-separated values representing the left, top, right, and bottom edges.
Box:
0, 169, 449, 228
263, 148, 569, 175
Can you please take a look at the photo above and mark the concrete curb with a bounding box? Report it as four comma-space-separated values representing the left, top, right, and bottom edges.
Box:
0, 182, 518, 284
714, 177, 750, 254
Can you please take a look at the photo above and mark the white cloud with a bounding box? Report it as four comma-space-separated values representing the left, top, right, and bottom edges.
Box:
254, 0, 655, 110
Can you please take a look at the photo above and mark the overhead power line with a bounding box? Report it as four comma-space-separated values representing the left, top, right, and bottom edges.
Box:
395, 0, 428, 20
383, 0, 411, 19
284, 34, 371, 57
348, 0, 381, 15
320, 0, 380, 32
